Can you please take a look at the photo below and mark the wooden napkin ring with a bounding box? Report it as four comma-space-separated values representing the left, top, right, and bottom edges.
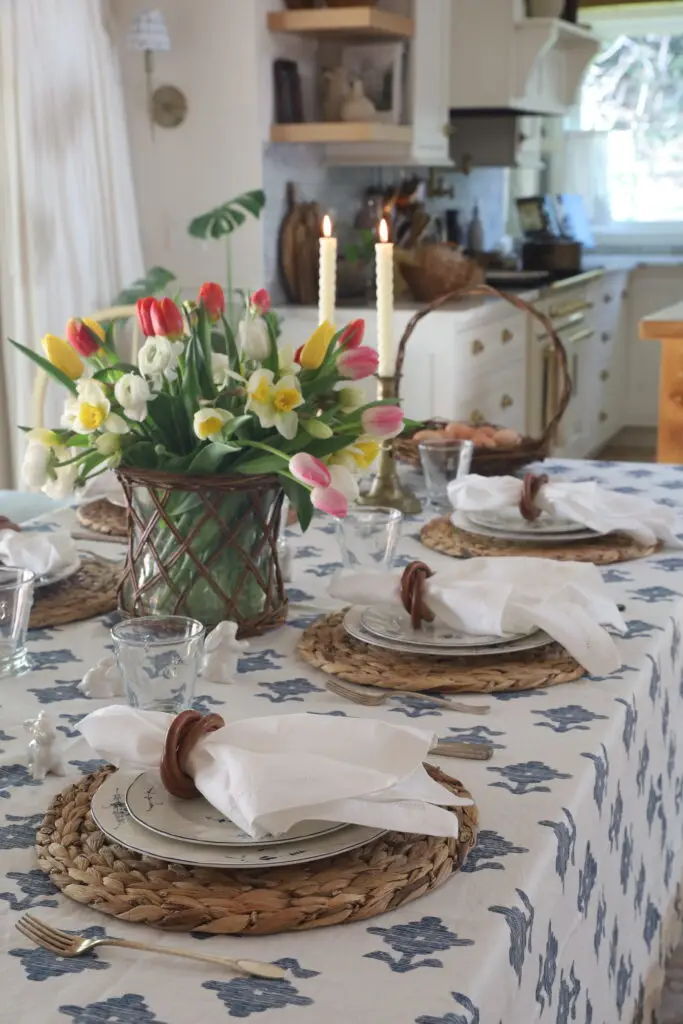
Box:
400, 561, 435, 631
160, 710, 225, 799
0, 517, 20, 532
519, 472, 549, 522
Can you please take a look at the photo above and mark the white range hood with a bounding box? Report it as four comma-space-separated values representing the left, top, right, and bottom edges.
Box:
450, 0, 601, 115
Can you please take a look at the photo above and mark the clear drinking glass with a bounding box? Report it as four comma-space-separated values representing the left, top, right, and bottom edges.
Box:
0, 567, 35, 677
112, 616, 204, 714
418, 439, 474, 511
335, 507, 403, 570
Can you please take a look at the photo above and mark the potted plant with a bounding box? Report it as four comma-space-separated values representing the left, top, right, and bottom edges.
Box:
12, 288, 402, 635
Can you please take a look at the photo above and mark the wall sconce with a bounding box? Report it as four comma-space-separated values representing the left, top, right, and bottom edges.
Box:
128, 9, 188, 130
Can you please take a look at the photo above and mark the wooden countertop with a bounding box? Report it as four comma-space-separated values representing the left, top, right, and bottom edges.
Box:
640, 300, 683, 340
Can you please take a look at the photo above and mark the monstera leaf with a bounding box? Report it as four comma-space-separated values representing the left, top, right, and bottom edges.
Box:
188, 189, 266, 241
112, 266, 176, 306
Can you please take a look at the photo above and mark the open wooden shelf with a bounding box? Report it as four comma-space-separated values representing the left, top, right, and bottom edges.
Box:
270, 121, 412, 145
267, 7, 414, 40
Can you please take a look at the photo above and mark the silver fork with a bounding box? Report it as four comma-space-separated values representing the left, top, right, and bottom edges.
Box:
15, 914, 285, 980
325, 678, 490, 715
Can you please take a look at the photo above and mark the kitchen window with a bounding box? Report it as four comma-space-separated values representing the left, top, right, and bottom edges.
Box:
554, 2, 683, 247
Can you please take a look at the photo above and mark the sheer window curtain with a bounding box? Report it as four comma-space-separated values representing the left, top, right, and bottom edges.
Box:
0, 0, 144, 486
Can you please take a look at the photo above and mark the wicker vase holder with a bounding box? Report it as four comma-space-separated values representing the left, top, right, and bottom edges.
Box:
394, 284, 571, 476
116, 468, 287, 636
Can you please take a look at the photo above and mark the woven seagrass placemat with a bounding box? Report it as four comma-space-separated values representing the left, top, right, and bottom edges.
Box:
36, 767, 478, 934
420, 516, 658, 565
299, 611, 583, 693
30, 556, 121, 628
78, 500, 127, 537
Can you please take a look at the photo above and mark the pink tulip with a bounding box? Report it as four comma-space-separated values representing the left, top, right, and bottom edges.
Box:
289, 452, 331, 489
337, 346, 379, 380
337, 318, 365, 351
361, 405, 404, 439
311, 485, 348, 517
251, 289, 271, 316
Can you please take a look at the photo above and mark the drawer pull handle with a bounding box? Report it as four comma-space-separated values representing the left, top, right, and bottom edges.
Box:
601, 332, 610, 343
471, 409, 486, 425
599, 411, 608, 423
600, 369, 610, 382
568, 329, 594, 345
472, 339, 485, 355
501, 329, 514, 344
549, 300, 593, 319
500, 394, 514, 410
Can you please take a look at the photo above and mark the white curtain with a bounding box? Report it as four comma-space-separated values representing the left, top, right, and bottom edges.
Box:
0, 0, 144, 486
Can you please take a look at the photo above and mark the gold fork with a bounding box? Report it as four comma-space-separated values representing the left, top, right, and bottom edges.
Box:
325, 678, 490, 715
15, 914, 285, 979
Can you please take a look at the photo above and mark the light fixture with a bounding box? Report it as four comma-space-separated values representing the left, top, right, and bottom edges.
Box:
128, 9, 187, 130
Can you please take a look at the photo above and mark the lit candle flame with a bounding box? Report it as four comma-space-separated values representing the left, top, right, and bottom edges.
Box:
379, 218, 389, 244
322, 214, 332, 238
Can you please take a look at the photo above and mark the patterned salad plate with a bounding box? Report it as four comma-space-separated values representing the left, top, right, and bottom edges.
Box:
360, 604, 530, 648
461, 509, 600, 542
125, 771, 347, 847
92, 772, 386, 870
344, 607, 553, 658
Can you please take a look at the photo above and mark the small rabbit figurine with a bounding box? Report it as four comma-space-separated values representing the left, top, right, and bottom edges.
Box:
202, 621, 250, 684
25, 711, 67, 781
341, 79, 377, 122
78, 655, 124, 698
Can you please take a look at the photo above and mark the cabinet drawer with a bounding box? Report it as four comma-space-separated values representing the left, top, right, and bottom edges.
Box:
454, 311, 527, 377
445, 359, 527, 433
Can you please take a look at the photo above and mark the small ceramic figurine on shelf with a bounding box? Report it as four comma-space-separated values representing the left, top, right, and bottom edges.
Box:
24, 711, 67, 780
341, 79, 377, 122
79, 655, 124, 698
202, 621, 250, 684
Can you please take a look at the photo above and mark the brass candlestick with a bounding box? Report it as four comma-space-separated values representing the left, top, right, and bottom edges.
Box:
357, 376, 422, 515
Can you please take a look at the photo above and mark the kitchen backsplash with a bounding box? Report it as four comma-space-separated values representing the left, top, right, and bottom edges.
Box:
262, 144, 510, 305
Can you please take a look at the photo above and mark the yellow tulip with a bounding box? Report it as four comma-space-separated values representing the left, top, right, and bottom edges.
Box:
298, 321, 335, 371
81, 318, 105, 344
42, 335, 84, 380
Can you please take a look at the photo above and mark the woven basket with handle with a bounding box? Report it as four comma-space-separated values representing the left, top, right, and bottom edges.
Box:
394, 285, 571, 476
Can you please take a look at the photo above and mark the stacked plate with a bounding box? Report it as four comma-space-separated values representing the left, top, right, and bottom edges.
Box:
91, 770, 386, 869
459, 508, 604, 544
344, 604, 552, 659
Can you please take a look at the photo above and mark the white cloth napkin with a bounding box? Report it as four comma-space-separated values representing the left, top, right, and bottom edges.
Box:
78, 470, 126, 507
79, 707, 471, 839
329, 558, 625, 676
448, 474, 682, 548
0, 528, 77, 576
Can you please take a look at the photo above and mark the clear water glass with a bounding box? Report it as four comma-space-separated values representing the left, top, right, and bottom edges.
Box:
0, 567, 35, 677
418, 439, 474, 511
335, 507, 403, 570
112, 616, 204, 714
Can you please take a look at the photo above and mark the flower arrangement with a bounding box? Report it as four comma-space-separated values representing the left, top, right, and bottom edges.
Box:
12, 284, 403, 526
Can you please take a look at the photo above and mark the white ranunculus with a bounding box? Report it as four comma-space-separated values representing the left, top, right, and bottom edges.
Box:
42, 448, 79, 499
94, 432, 123, 467
22, 442, 52, 490
138, 336, 184, 384
328, 464, 360, 502
114, 373, 151, 422
238, 317, 270, 361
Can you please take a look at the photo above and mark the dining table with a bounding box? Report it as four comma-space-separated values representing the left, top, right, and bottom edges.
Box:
2, 457, 683, 1024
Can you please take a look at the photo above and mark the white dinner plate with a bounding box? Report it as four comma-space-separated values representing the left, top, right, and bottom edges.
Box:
466, 508, 592, 535
457, 514, 599, 544
344, 607, 553, 658
34, 558, 82, 589
92, 772, 386, 870
125, 772, 347, 847
360, 604, 529, 649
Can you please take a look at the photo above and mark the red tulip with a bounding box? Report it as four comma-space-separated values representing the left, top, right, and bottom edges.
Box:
337, 318, 365, 351
337, 345, 379, 380
150, 297, 184, 340
66, 318, 103, 357
294, 343, 305, 365
136, 297, 155, 337
199, 282, 226, 323
250, 289, 271, 316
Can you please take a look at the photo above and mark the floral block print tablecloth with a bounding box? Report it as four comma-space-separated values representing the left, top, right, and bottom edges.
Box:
2, 459, 683, 1024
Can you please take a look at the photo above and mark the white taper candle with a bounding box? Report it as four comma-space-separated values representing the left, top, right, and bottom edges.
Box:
376, 218, 394, 377
318, 214, 337, 326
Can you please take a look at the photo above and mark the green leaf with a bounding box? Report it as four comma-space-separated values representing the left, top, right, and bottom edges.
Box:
8, 339, 78, 395
112, 266, 176, 306
120, 442, 158, 470
93, 363, 139, 381
188, 189, 266, 241
234, 453, 285, 475
262, 312, 279, 375
222, 415, 252, 439
283, 477, 313, 532
197, 306, 215, 386
188, 441, 240, 475
220, 313, 241, 373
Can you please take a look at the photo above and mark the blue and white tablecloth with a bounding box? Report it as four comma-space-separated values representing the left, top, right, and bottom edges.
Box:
2, 459, 683, 1024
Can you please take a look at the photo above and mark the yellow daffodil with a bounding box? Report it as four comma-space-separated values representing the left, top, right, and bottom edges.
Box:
61, 379, 127, 435
193, 407, 233, 441
331, 437, 380, 473
42, 334, 84, 380
298, 321, 335, 371
246, 368, 303, 440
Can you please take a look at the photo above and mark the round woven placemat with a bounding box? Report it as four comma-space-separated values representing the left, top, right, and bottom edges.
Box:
36, 766, 478, 935
420, 516, 658, 565
78, 499, 127, 537
30, 557, 121, 628
299, 611, 583, 693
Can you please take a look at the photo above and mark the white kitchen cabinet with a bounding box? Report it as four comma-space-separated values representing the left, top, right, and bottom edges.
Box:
625, 265, 683, 427
449, 113, 544, 170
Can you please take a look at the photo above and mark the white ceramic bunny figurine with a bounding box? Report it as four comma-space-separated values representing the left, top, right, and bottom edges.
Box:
24, 711, 67, 781
202, 621, 250, 684
79, 655, 124, 698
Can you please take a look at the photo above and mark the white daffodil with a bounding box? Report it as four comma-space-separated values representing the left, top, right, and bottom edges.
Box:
328, 464, 360, 502
278, 344, 300, 376
114, 373, 151, 422
238, 316, 270, 361
245, 369, 303, 440
60, 379, 125, 435
138, 336, 184, 385
193, 407, 234, 441
42, 447, 79, 499
211, 353, 244, 390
